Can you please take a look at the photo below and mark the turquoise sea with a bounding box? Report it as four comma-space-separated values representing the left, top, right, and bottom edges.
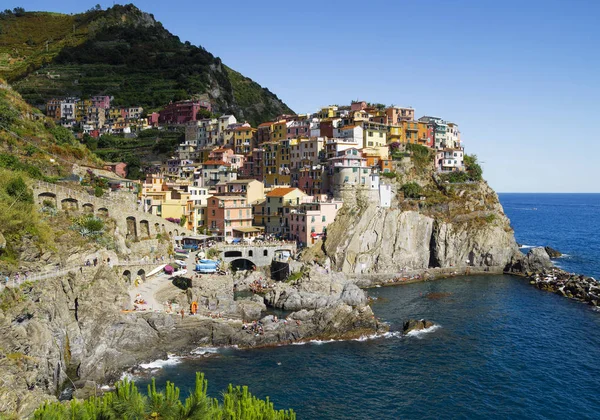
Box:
138, 194, 600, 419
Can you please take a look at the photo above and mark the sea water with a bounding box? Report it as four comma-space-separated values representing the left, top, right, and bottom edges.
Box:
500, 193, 600, 278
136, 194, 600, 418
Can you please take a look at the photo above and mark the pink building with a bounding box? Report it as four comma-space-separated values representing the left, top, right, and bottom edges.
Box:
148, 112, 160, 127
91, 95, 111, 109
103, 162, 128, 178
286, 120, 310, 139
287, 199, 343, 246
159, 100, 212, 125
351, 101, 367, 111
296, 166, 325, 196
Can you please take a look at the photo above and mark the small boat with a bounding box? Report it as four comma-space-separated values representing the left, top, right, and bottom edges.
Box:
175, 260, 187, 268
174, 253, 188, 260
146, 264, 167, 278
164, 265, 174, 275
174, 248, 189, 254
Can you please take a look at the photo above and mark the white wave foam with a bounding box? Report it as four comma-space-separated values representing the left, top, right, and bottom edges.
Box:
190, 347, 220, 355
291, 331, 402, 346
120, 371, 135, 381
405, 324, 441, 338
519, 244, 535, 249
139, 354, 182, 370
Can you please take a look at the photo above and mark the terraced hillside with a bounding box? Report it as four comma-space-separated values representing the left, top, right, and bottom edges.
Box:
0, 5, 293, 125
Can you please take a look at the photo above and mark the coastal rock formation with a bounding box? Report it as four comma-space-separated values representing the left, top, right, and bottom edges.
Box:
527, 269, 600, 306
403, 319, 435, 334
544, 246, 562, 258
508, 247, 554, 274
0, 263, 381, 417
323, 182, 520, 275
264, 266, 367, 310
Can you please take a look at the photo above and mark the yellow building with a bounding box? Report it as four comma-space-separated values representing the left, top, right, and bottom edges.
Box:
318, 106, 337, 119
141, 174, 191, 221
75, 99, 92, 122
363, 127, 387, 148
417, 122, 431, 146
108, 108, 123, 121
401, 121, 420, 144
272, 120, 287, 142
387, 125, 404, 144
233, 126, 257, 155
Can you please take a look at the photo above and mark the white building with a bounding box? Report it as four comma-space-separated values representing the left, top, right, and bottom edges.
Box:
435, 148, 464, 172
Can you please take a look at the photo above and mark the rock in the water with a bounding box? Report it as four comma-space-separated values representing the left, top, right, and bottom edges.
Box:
403, 319, 434, 334
544, 246, 562, 258
524, 247, 553, 272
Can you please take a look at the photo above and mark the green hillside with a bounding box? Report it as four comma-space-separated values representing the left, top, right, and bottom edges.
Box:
0, 5, 293, 126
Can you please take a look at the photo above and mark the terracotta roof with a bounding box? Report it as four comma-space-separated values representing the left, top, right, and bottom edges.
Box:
234, 126, 253, 131
203, 160, 231, 166
266, 187, 298, 197
258, 122, 274, 128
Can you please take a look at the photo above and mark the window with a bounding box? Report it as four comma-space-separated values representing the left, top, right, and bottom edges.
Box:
263, 250, 268, 256
322, 216, 326, 222
369, 131, 373, 136
211, 210, 215, 216
311, 216, 315, 223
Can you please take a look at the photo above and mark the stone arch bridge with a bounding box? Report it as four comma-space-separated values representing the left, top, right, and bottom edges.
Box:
32, 180, 196, 241
217, 243, 297, 267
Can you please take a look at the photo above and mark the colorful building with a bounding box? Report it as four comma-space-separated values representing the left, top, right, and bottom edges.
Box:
287, 199, 343, 246
385, 106, 415, 124
258, 187, 308, 236
159, 100, 212, 125
206, 195, 253, 238
233, 126, 257, 155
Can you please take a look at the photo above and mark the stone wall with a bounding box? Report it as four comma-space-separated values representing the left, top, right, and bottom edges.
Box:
32, 180, 197, 241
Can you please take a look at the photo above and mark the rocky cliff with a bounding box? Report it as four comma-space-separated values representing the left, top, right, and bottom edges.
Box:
322, 178, 520, 276
0, 264, 381, 417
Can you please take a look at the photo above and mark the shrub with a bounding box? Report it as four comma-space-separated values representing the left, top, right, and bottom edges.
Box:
5, 176, 33, 204
72, 215, 104, 238
34, 373, 296, 420
206, 247, 220, 260
464, 154, 483, 181
50, 126, 76, 146
93, 185, 104, 197
401, 182, 422, 199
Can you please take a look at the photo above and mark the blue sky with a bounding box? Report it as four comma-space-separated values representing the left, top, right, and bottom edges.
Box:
5, 0, 600, 192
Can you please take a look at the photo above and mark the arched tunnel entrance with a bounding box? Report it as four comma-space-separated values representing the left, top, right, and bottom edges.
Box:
230, 258, 256, 272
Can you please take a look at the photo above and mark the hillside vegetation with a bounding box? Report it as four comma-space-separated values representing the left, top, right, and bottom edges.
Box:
0, 5, 293, 125
0, 79, 100, 270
